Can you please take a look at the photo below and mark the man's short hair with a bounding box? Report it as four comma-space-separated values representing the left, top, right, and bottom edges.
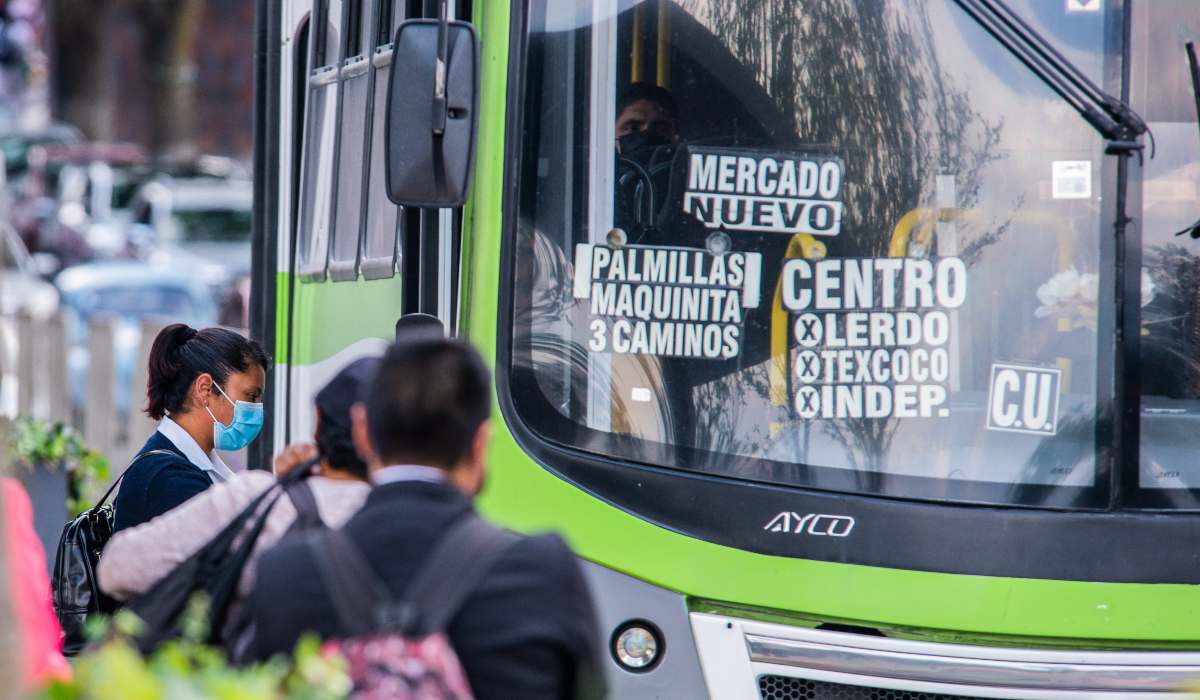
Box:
363, 337, 491, 469
617, 82, 678, 120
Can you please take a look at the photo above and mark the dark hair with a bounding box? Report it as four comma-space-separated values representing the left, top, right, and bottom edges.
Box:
316, 406, 368, 479
313, 357, 379, 480
145, 324, 270, 420
617, 82, 678, 119
364, 337, 490, 469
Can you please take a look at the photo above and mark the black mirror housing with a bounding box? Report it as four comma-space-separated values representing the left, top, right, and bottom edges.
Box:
385, 19, 480, 208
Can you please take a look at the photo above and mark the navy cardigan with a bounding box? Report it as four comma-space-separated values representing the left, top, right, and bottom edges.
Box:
112, 432, 215, 534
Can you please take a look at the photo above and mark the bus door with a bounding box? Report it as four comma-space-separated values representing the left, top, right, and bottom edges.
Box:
280, 0, 468, 449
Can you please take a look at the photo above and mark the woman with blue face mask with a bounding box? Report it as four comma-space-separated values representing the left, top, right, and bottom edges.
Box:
112, 323, 269, 534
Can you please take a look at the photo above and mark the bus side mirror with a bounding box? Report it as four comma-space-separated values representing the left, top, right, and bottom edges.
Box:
385, 18, 479, 208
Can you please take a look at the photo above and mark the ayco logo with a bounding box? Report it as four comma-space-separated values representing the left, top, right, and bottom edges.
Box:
764, 512, 855, 537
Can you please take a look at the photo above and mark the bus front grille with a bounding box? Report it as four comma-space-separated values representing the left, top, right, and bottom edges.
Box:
758, 674, 983, 700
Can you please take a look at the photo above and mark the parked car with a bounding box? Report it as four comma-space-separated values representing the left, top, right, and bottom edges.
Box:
129, 173, 253, 290
11, 142, 150, 268
0, 123, 82, 179
55, 262, 216, 419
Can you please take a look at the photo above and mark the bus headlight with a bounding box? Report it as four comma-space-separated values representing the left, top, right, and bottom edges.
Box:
612, 621, 662, 671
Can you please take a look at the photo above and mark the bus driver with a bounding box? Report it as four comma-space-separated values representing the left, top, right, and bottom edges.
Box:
614, 82, 681, 233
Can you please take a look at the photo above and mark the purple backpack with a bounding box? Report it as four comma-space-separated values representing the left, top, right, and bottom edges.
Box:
307, 516, 519, 700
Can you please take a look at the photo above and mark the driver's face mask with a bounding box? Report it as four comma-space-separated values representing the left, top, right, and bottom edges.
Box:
617, 127, 673, 157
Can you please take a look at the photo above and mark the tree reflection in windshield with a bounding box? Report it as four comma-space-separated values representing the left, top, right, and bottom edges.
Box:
688, 0, 1009, 480
514, 0, 1113, 507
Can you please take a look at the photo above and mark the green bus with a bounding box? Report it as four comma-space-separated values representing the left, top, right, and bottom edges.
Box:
250, 0, 1200, 696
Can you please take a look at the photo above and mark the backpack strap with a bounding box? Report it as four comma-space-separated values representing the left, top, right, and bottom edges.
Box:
90, 449, 178, 515
307, 528, 394, 637
306, 514, 520, 637
402, 515, 521, 633
284, 480, 324, 531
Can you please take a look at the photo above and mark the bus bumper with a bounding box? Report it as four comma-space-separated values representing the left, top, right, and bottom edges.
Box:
692, 613, 1200, 699
579, 559, 1200, 699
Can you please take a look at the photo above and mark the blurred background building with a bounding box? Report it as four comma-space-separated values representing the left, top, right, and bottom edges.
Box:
48, 0, 253, 161
1, 0, 255, 477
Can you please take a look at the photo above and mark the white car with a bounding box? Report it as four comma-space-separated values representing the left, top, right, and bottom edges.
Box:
128, 173, 253, 289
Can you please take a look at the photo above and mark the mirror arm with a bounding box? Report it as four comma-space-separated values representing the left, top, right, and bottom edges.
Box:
1188, 43, 1200, 144
432, 0, 450, 135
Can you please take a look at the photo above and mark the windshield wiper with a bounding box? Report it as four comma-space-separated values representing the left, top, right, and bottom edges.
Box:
952, 0, 1147, 154
1175, 41, 1200, 239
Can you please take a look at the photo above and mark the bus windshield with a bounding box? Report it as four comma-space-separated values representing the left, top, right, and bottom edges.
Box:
511, 0, 1123, 508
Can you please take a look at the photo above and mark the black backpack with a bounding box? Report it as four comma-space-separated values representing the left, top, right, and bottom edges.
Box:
122, 464, 323, 655
51, 449, 175, 656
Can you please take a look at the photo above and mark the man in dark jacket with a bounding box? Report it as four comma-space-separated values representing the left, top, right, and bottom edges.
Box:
246, 337, 605, 699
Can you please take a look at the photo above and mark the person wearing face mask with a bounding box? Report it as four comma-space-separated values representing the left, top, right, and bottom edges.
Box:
111, 324, 269, 534
98, 357, 378, 655
615, 82, 680, 234
615, 81, 679, 156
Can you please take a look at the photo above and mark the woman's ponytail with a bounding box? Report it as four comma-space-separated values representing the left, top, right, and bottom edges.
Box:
146, 324, 198, 420
144, 324, 268, 420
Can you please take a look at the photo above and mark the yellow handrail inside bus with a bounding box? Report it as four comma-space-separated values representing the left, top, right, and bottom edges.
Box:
656, 0, 671, 88
631, 4, 644, 82
888, 209, 936, 257
887, 207, 1075, 257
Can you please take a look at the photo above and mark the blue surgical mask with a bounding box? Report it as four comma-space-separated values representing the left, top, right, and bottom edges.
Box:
206, 382, 264, 451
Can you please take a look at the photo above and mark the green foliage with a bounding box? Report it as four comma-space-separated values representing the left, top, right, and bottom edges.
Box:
9, 417, 110, 515
37, 598, 351, 700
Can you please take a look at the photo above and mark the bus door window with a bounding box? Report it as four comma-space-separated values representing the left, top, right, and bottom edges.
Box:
1131, 1, 1200, 500
360, 0, 412, 280
295, 0, 344, 279
328, 0, 373, 281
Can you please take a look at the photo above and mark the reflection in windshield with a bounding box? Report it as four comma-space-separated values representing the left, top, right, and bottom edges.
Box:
514, 0, 1115, 508
1133, 0, 1200, 499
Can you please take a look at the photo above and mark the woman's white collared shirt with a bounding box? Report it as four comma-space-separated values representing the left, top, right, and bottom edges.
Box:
156, 417, 236, 483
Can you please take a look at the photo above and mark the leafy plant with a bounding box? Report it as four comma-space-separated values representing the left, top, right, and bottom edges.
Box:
9, 417, 111, 516
38, 597, 352, 700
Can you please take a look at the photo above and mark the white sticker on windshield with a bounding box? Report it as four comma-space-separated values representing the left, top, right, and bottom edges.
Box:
1066, 0, 1101, 13
574, 243, 762, 360
986, 363, 1062, 435
782, 257, 968, 420
1052, 160, 1092, 199
631, 387, 653, 403
683, 147, 845, 236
